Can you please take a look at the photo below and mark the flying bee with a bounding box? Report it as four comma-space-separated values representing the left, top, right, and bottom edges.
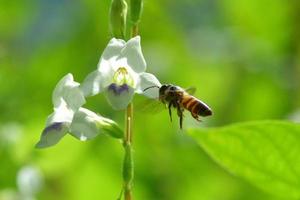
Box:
143, 84, 212, 129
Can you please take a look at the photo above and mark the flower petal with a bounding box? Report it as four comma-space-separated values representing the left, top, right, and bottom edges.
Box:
98, 38, 126, 88
69, 108, 101, 141
105, 83, 135, 110
100, 38, 126, 61
97, 62, 115, 89
46, 102, 74, 125
35, 122, 69, 148
52, 74, 86, 111
97, 38, 126, 86
119, 36, 146, 73
136, 72, 161, 99
80, 70, 103, 97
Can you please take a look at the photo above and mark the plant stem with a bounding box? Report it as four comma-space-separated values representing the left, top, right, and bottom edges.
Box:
131, 24, 139, 37
122, 2, 141, 198
125, 103, 133, 143
123, 103, 133, 200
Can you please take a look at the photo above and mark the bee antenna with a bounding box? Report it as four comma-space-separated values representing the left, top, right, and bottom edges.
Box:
143, 85, 160, 92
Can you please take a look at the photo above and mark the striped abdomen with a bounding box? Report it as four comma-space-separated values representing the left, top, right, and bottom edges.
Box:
181, 94, 212, 117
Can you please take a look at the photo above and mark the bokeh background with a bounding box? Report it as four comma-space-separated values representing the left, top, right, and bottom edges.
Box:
1, 0, 300, 199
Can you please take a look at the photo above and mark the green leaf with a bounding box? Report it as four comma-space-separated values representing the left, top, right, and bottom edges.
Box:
188, 120, 300, 199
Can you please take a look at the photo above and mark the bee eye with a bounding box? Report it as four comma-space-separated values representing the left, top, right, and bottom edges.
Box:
170, 86, 176, 91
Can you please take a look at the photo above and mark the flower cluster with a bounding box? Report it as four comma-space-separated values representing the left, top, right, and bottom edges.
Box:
36, 36, 161, 148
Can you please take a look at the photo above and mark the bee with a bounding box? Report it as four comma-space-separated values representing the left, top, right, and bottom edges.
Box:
143, 84, 212, 129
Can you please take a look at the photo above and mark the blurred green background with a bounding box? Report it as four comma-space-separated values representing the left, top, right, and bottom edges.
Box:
1, 0, 300, 199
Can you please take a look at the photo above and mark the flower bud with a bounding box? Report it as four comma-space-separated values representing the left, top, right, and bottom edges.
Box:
98, 117, 124, 139
130, 0, 143, 25
109, 0, 128, 38
69, 108, 123, 140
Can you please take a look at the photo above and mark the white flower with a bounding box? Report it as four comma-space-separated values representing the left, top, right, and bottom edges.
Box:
36, 74, 122, 148
17, 165, 43, 199
80, 36, 161, 110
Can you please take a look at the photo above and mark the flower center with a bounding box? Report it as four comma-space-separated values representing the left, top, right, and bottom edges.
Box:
112, 67, 134, 87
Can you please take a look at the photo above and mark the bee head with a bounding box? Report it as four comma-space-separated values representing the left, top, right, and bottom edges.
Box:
159, 84, 169, 96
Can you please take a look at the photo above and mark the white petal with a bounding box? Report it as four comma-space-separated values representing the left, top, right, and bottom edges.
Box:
136, 72, 161, 99
36, 100, 73, 148
104, 84, 135, 110
119, 36, 146, 73
52, 74, 86, 111
35, 122, 69, 148
52, 74, 77, 105
46, 102, 74, 125
97, 38, 126, 85
97, 61, 115, 89
80, 70, 103, 97
69, 108, 101, 141
100, 38, 126, 62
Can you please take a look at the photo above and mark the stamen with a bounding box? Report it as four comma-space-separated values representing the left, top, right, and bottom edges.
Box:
112, 67, 134, 87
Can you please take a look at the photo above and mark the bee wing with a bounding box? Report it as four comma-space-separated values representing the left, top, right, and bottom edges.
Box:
185, 87, 197, 95
135, 97, 166, 114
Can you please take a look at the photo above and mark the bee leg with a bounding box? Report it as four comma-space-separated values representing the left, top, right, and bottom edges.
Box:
168, 102, 173, 122
176, 104, 184, 129
179, 115, 183, 129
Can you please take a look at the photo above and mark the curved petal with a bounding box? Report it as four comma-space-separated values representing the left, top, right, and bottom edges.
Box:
119, 36, 146, 73
35, 122, 69, 148
136, 72, 161, 99
69, 108, 101, 141
52, 74, 86, 111
100, 38, 126, 62
97, 38, 126, 84
104, 83, 135, 110
80, 70, 103, 97
46, 102, 74, 125
97, 61, 115, 89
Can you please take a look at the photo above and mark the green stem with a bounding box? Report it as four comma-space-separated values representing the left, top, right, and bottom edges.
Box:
125, 103, 133, 143
123, 103, 133, 200
131, 24, 139, 37
122, 0, 141, 198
